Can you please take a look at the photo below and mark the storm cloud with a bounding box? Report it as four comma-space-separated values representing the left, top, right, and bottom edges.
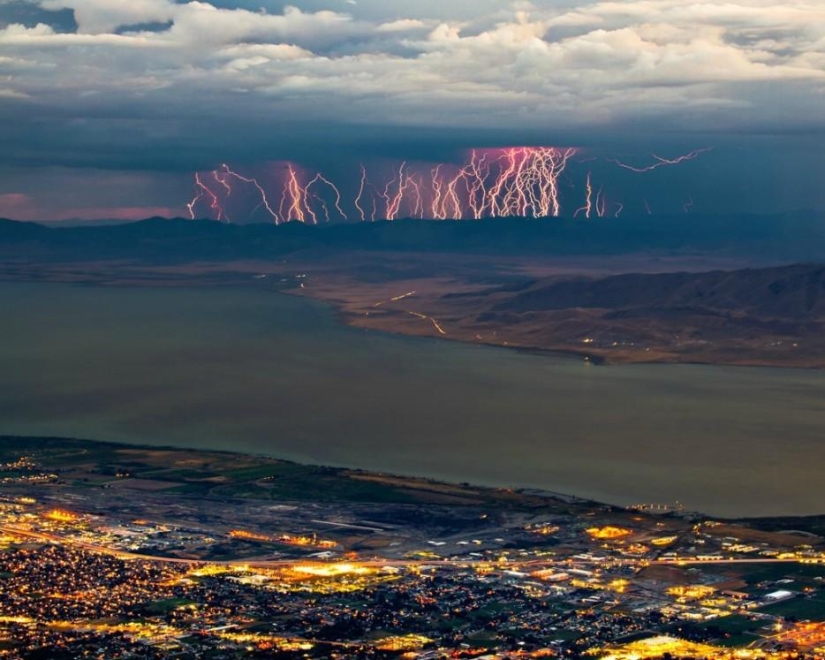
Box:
1, 0, 823, 219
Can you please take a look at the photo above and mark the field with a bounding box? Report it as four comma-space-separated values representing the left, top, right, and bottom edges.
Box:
0, 436, 596, 513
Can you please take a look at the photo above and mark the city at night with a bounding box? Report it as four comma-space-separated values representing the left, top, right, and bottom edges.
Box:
0, 1, 824, 658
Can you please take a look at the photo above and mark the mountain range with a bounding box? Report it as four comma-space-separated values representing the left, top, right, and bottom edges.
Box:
4, 214, 825, 366
2, 211, 824, 262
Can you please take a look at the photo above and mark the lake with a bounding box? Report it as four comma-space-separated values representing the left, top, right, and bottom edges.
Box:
1, 281, 823, 517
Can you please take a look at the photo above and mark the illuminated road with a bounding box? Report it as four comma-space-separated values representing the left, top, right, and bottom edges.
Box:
373, 291, 416, 308
653, 558, 818, 566
430, 317, 447, 335
3, 526, 819, 573
403, 309, 447, 335
0, 615, 362, 651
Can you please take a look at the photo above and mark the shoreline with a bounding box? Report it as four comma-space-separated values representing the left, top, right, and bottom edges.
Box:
9, 273, 819, 369
2, 280, 823, 520
294, 286, 825, 371
5, 434, 824, 525
2, 262, 825, 369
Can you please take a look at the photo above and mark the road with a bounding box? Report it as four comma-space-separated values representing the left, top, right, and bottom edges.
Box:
3, 525, 819, 571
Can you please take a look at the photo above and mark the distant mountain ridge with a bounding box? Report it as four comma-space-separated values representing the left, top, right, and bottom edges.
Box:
4, 215, 825, 365
393, 261, 825, 366
1, 212, 824, 262
493, 264, 825, 319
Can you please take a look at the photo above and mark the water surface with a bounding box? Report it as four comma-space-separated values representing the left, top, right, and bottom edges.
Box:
1, 282, 823, 517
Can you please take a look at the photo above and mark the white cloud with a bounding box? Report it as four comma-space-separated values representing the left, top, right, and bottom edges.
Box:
0, 0, 822, 143
376, 19, 431, 33
39, 0, 177, 34
0, 87, 30, 98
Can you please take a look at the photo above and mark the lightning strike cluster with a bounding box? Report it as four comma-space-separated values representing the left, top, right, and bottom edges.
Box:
187, 147, 709, 223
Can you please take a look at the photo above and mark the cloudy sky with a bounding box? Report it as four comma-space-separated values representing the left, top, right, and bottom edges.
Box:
0, 0, 823, 221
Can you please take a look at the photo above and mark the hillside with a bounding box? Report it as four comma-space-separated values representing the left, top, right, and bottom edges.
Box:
1, 212, 825, 263
4, 216, 825, 366
308, 262, 825, 367
491, 264, 825, 318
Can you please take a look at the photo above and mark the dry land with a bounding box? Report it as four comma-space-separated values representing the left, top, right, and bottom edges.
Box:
4, 251, 825, 367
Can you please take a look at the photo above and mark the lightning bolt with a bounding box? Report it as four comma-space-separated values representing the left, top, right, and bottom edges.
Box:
219, 164, 279, 223
354, 166, 368, 222
187, 174, 207, 220
187, 145, 704, 222
430, 164, 445, 220
307, 174, 348, 221
188, 172, 227, 222
595, 185, 606, 218
282, 164, 310, 223
608, 148, 712, 173
574, 172, 593, 219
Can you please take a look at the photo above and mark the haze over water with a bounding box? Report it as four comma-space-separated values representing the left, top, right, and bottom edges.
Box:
1, 282, 823, 518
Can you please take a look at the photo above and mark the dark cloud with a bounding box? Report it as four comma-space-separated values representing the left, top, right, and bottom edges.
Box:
0, 0, 823, 220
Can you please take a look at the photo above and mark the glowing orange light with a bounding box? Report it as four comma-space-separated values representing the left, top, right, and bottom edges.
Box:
586, 526, 632, 540
43, 509, 79, 523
